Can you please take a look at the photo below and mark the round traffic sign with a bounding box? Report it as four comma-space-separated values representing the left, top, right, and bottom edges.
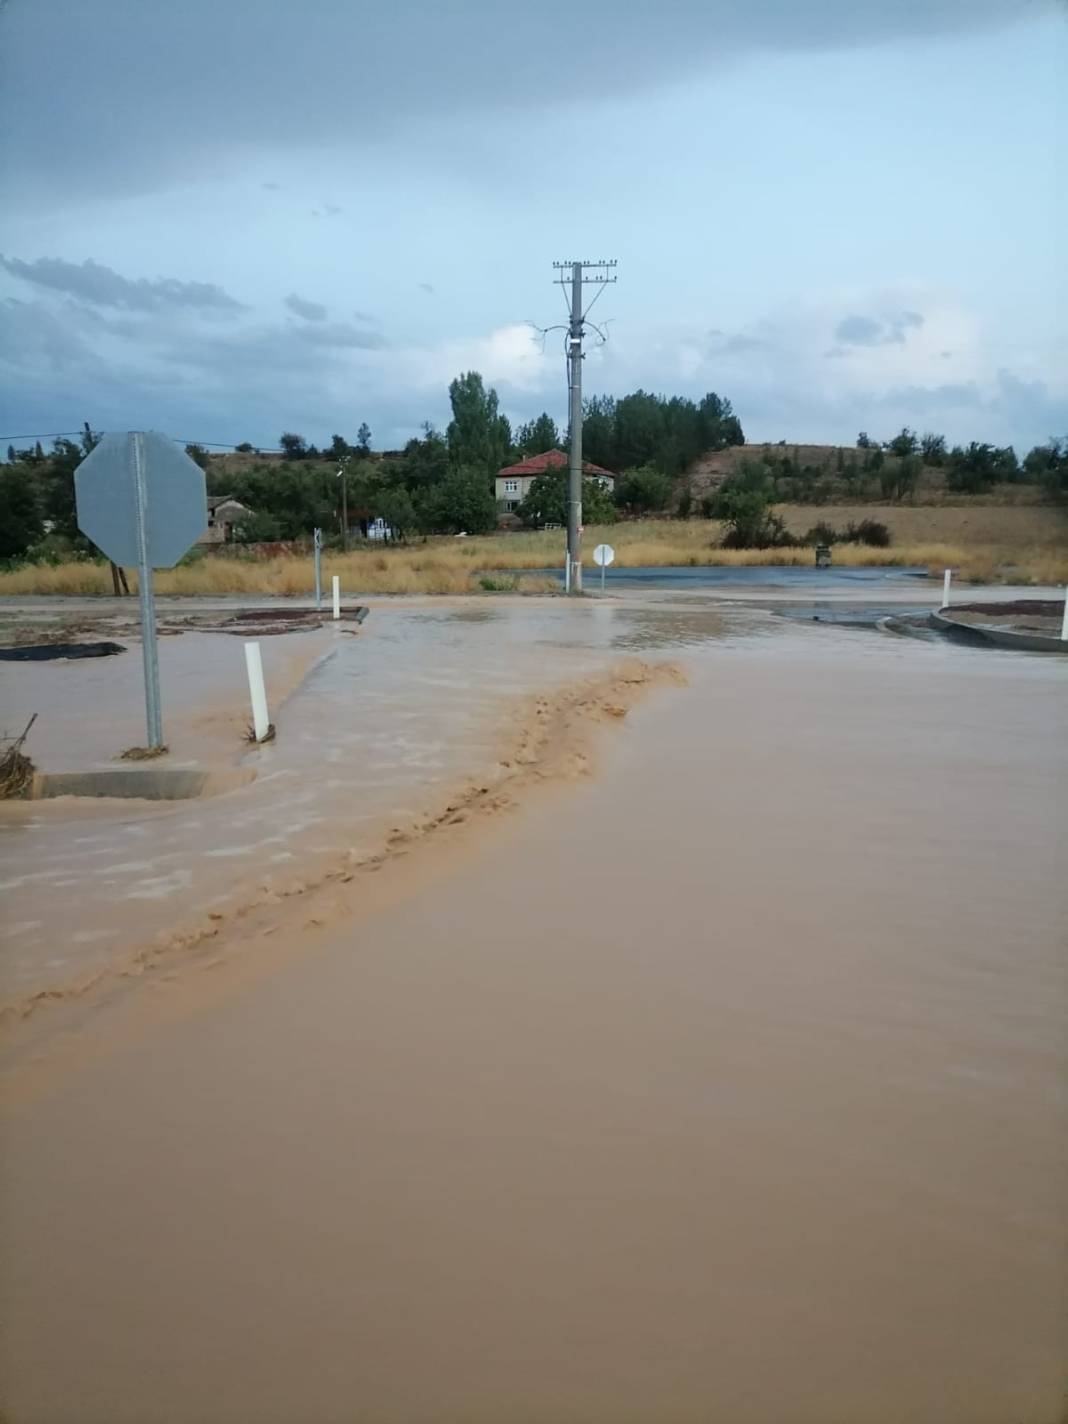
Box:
592, 543, 615, 567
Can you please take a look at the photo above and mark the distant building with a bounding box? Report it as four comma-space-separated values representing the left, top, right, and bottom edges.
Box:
495, 448, 616, 517
200, 494, 252, 545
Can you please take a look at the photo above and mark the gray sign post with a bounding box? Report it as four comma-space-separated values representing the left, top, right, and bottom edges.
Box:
75, 432, 207, 749
313, 527, 323, 611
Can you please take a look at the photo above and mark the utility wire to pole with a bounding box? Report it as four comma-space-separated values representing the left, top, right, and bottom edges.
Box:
552, 259, 617, 593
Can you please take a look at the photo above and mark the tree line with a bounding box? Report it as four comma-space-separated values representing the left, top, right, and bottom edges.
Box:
195, 376, 746, 542
2, 386, 1065, 563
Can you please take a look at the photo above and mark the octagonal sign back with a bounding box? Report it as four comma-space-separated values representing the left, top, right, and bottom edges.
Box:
75, 431, 207, 569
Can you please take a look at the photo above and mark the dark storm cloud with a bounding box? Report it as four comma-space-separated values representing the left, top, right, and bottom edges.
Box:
0, 0, 1042, 202
0, 256, 246, 313
835, 311, 924, 347
284, 293, 328, 322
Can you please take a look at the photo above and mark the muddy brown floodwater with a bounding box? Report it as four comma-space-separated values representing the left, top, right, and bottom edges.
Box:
1, 595, 1066, 1423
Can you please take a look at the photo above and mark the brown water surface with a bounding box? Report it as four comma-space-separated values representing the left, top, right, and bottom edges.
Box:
1, 599, 1065, 1421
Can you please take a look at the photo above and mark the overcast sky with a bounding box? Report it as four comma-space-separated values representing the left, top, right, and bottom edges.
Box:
1, 0, 1065, 453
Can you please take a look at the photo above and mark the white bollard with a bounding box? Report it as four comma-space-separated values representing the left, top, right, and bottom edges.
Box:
564, 555, 570, 595
942, 567, 952, 608
332, 574, 341, 621
1061, 588, 1068, 642
244, 641, 270, 742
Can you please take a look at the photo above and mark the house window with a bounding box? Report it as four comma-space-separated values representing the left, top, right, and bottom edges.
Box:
506, 500, 519, 512
504, 479, 519, 494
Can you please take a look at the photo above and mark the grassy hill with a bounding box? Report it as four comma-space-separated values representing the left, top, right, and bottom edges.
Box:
685, 442, 1045, 508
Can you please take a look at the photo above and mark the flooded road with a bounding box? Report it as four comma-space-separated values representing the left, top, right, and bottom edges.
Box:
1, 593, 1066, 1422
1, 598, 733, 1002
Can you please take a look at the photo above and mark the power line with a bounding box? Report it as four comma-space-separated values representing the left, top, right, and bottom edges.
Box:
0, 431, 85, 441
1, 430, 282, 452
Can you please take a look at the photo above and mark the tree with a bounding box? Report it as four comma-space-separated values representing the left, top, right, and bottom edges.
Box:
515, 412, 559, 456
515, 470, 616, 529
279, 432, 308, 460
235, 442, 254, 453
185, 443, 211, 470
697, 392, 744, 451
356, 423, 372, 457
614, 391, 665, 469
396, 426, 449, 492
0, 466, 44, 559
881, 453, 920, 501
420, 464, 497, 534
1022, 437, 1068, 497
920, 432, 946, 466
886, 427, 918, 458
857, 432, 872, 449
446, 371, 511, 476
945, 442, 1005, 493
41, 438, 86, 541
231, 510, 283, 543
614, 464, 672, 514
328, 434, 351, 461
375, 486, 415, 540
703, 463, 791, 548
992, 445, 1019, 481
215, 461, 338, 538
580, 395, 617, 470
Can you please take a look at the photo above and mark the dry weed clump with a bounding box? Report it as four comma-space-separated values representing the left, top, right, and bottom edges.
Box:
0, 714, 36, 798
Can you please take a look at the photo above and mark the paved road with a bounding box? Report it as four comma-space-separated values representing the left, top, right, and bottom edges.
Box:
524, 564, 931, 589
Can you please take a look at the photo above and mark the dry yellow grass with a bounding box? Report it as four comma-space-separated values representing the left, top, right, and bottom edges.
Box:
1, 505, 1064, 596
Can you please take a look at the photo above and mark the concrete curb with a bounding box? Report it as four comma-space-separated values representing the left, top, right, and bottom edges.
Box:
930, 610, 1068, 653
876, 615, 941, 642
31, 767, 258, 801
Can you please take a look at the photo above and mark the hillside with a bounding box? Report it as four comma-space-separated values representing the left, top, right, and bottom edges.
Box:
685, 443, 1047, 508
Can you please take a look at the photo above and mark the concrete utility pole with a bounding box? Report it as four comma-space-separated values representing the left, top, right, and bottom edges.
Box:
552, 259, 617, 593
338, 462, 349, 551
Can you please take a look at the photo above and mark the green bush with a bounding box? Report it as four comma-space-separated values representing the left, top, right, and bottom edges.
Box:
703, 462, 795, 548
516, 471, 616, 529
614, 464, 672, 515
845, 518, 891, 547
802, 519, 891, 548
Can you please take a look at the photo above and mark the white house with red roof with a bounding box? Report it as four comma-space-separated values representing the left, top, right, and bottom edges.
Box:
495, 448, 616, 515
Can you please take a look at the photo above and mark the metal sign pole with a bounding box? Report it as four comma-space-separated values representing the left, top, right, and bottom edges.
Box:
313, 528, 322, 610
133, 433, 164, 748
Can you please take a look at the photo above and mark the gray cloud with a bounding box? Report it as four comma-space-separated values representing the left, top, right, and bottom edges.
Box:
833, 311, 924, 348
284, 293, 328, 322
1, 1, 1042, 202
707, 328, 773, 355
0, 255, 246, 313
296, 322, 385, 351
